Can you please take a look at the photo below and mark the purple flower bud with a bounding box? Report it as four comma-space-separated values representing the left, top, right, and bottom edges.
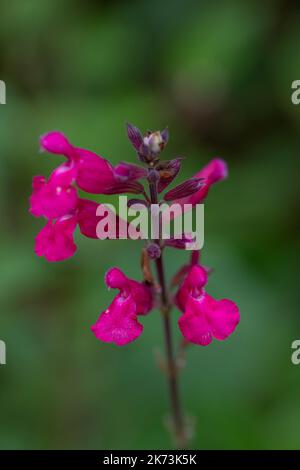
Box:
138, 129, 169, 163
163, 178, 204, 201
161, 127, 169, 146
146, 243, 161, 259
157, 157, 183, 193
137, 144, 150, 164
126, 123, 143, 151
145, 131, 164, 154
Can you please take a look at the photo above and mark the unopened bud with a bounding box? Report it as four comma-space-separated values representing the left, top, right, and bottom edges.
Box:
164, 177, 204, 201
126, 123, 143, 151
144, 131, 164, 154
157, 157, 184, 193
138, 129, 169, 163
146, 243, 161, 259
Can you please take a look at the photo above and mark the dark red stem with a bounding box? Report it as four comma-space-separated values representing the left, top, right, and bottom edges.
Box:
149, 179, 186, 448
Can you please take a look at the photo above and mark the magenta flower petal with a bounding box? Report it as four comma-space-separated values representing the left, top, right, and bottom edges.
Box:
76, 151, 145, 194
178, 293, 240, 346
40, 131, 116, 195
34, 215, 77, 262
29, 164, 78, 219
76, 199, 100, 239
39, 131, 146, 195
195, 158, 228, 185
75, 148, 115, 194
40, 131, 74, 157
127, 279, 153, 315
91, 295, 143, 346
105, 267, 128, 289
178, 296, 213, 346
205, 295, 240, 341
176, 265, 208, 311
30, 182, 78, 219
49, 161, 77, 186
77, 199, 129, 239
104, 267, 153, 315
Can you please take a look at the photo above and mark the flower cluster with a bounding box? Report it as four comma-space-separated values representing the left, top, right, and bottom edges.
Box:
30, 124, 239, 347
91, 267, 153, 346
29, 131, 142, 261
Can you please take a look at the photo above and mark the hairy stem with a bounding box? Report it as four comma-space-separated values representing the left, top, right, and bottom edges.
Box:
149, 178, 186, 448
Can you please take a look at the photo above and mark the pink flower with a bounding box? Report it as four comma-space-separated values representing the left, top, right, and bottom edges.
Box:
40, 131, 75, 156
29, 163, 78, 219
91, 296, 143, 346
41, 131, 115, 193
34, 215, 77, 262
104, 267, 153, 315
91, 268, 153, 346
31, 131, 137, 262
176, 265, 240, 346
175, 264, 208, 311
33, 198, 97, 262
40, 131, 145, 195
34, 199, 129, 262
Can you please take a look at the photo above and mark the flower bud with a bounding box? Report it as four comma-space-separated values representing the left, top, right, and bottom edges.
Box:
164, 177, 204, 201
126, 123, 143, 151
144, 131, 164, 154
157, 157, 184, 193
138, 129, 168, 163
161, 127, 169, 146
146, 243, 161, 259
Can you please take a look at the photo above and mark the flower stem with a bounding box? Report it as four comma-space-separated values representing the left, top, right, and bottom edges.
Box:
148, 177, 186, 448
155, 254, 187, 448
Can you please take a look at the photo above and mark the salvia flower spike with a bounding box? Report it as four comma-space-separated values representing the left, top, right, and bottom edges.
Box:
30, 123, 239, 448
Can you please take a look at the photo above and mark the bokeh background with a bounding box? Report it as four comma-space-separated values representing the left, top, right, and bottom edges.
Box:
0, 0, 300, 450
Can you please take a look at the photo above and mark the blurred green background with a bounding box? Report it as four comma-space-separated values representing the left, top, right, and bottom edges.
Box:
0, 0, 300, 450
